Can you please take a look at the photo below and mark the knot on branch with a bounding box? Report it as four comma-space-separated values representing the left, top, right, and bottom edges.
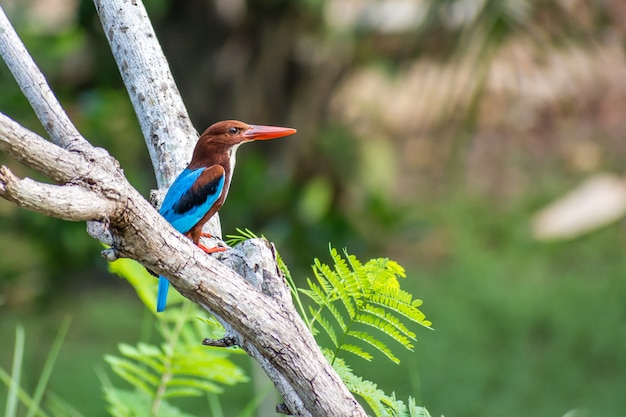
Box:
217, 238, 290, 303
87, 218, 113, 245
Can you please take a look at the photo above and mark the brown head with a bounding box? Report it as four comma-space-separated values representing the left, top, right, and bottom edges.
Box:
188, 120, 296, 169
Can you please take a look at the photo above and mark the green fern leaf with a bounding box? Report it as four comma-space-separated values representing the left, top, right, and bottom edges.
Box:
312, 261, 338, 298
361, 304, 417, 340
162, 388, 203, 398
330, 246, 352, 282
370, 293, 432, 329
315, 259, 344, 298
327, 301, 348, 333
165, 377, 222, 396
345, 251, 370, 299
354, 313, 415, 350
305, 245, 432, 369
332, 248, 363, 305
225, 227, 259, 246
339, 344, 374, 362
117, 343, 165, 373
347, 330, 400, 364
300, 279, 327, 306
104, 355, 157, 396
329, 352, 409, 417
316, 313, 339, 347
408, 397, 432, 417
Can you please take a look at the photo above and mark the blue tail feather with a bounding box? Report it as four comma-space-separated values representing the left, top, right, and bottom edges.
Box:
157, 276, 170, 312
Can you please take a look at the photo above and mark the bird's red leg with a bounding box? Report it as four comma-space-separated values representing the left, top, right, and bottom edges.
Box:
200, 232, 213, 238
197, 242, 226, 254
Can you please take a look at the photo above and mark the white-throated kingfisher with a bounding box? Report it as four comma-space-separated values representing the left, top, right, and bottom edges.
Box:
157, 120, 297, 312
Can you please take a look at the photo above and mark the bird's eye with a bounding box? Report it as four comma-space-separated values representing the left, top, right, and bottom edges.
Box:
228, 127, 238, 135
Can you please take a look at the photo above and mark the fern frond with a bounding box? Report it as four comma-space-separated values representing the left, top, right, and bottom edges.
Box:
316, 313, 339, 347
329, 352, 409, 417
347, 330, 400, 364
354, 313, 415, 351
370, 293, 432, 329
225, 227, 259, 246
165, 377, 222, 395
304, 246, 432, 368
361, 304, 417, 340
104, 388, 197, 417
162, 387, 205, 398
408, 397, 432, 417
339, 344, 374, 362
327, 301, 348, 333
313, 258, 342, 299
313, 254, 358, 318
330, 246, 353, 283
104, 355, 156, 396
345, 250, 370, 299
338, 292, 357, 321
300, 279, 327, 306
117, 343, 164, 372
332, 247, 364, 306
366, 258, 406, 294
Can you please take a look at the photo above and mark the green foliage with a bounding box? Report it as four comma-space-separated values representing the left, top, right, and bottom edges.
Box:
298, 246, 433, 416
301, 246, 432, 365
328, 350, 431, 417
103, 386, 197, 417
106, 258, 247, 417
227, 232, 433, 417
225, 227, 260, 247
0, 319, 77, 417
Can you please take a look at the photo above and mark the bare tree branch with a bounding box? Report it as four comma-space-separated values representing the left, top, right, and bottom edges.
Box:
0, 3, 368, 416
0, 6, 86, 150
0, 113, 83, 183
93, 0, 195, 184
93, 0, 221, 237
0, 166, 115, 220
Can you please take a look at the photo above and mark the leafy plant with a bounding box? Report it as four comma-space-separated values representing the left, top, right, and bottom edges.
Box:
298, 246, 433, 416
302, 246, 432, 365
106, 258, 247, 417
330, 352, 432, 417
0, 319, 79, 417
227, 231, 434, 417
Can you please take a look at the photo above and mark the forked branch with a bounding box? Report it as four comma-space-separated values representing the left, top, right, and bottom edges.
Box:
0, 3, 366, 416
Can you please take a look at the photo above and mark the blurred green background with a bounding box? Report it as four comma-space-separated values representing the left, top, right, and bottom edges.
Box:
1, 0, 626, 416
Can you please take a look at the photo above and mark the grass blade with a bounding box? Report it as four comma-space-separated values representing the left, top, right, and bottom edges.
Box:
26, 317, 71, 417
6, 325, 25, 417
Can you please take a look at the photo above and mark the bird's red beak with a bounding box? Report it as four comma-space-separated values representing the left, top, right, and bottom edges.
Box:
243, 125, 297, 141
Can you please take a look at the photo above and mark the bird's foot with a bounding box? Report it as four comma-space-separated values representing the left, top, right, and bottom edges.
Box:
200, 232, 214, 238
198, 242, 227, 254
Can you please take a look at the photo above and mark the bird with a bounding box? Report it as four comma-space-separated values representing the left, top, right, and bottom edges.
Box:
156, 120, 297, 312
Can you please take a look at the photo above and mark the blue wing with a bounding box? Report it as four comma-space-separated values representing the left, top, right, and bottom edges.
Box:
159, 166, 225, 233
156, 165, 225, 312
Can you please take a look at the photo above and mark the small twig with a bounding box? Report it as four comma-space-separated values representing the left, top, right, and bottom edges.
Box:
276, 403, 293, 415
202, 336, 238, 348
